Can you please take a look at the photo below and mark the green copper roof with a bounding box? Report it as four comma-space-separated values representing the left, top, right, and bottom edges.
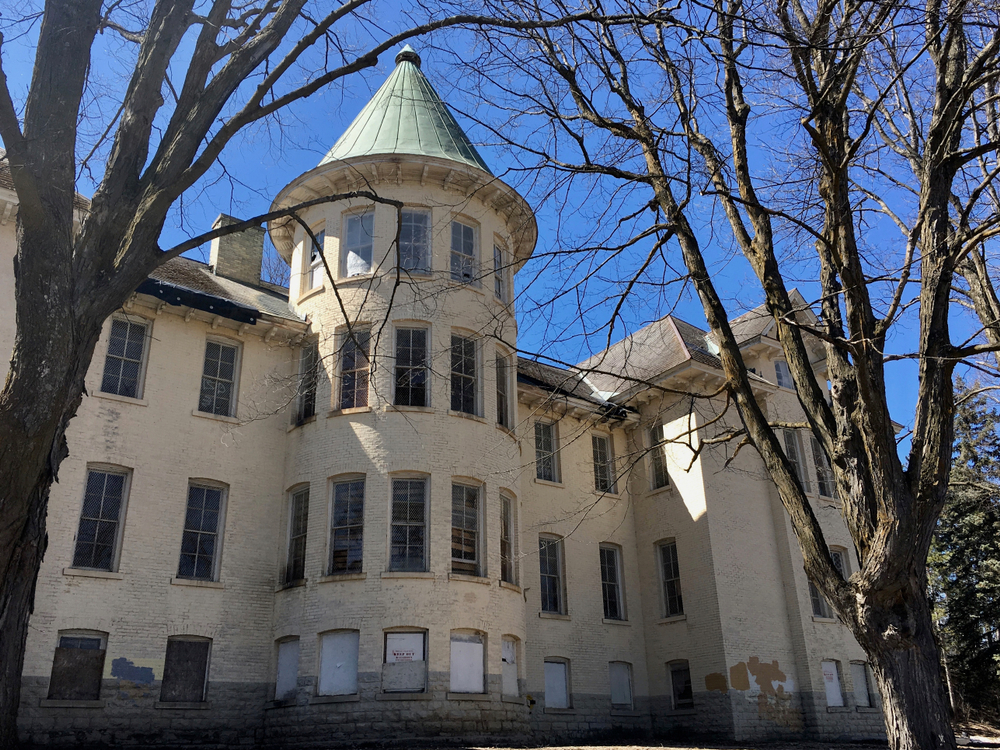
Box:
319, 46, 492, 175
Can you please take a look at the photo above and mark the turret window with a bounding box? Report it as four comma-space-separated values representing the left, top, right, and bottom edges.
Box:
343, 211, 374, 277
296, 342, 319, 424
496, 352, 512, 428
308, 228, 326, 289
400, 209, 431, 272
339, 329, 370, 410
330, 478, 365, 574
389, 478, 427, 572
494, 244, 509, 302
394, 328, 428, 407
450, 334, 478, 415
450, 220, 476, 283
451, 483, 481, 576
285, 487, 309, 583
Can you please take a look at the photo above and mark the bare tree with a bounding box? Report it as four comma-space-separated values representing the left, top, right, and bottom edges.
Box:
448, 0, 1000, 748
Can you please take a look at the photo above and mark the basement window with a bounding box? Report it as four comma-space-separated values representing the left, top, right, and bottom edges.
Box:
449, 631, 486, 694
47, 631, 107, 701
383, 631, 427, 693
319, 630, 360, 696
160, 637, 211, 703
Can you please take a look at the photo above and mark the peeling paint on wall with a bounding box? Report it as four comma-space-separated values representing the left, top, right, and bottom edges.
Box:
705, 672, 728, 693
727, 657, 803, 729
110, 657, 155, 684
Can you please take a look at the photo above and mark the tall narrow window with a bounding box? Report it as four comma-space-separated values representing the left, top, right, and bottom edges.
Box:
649, 425, 670, 489
72, 468, 129, 572
494, 244, 508, 302
343, 211, 374, 277
500, 494, 516, 584
783, 430, 811, 492
543, 660, 570, 708
161, 637, 211, 703
308, 229, 326, 289
496, 353, 512, 429
296, 342, 319, 424
450, 220, 476, 282
339, 329, 370, 410
100, 317, 149, 399
809, 549, 846, 618
822, 660, 844, 707
501, 637, 519, 696
592, 434, 616, 493
535, 421, 559, 482
319, 631, 360, 696
274, 638, 300, 702
47, 632, 107, 701
659, 540, 684, 616
285, 488, 309, 583
775, 359, 792, 388
539, 535, 565, 614
394, 328, 427, 407
600, 545, 624, 620
329, 478, 364, 574
449, 631, 486, 694
609, 662, 633, 708
390, 478, 427, 572
450, 334, 477, 415
811, 436, 834, 498
400, 209, 430, 272
177, 484, 225, 581
451, 484, 480, 576
198, 340, 239, 417
669, 660, 693, 709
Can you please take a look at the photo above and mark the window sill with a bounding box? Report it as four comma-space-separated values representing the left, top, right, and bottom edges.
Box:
297, 286, 325, 304
594, 489, 620, 498
602, 618, 630, 626
155, 701, 211, 710
287, 415, 317, 432
62, 568, 124, 580
94, 391, 148, 407
39, 699, 105, 709
499, 581, 522, 594
388, 405, 434, 414
544, 707, 576, 714
381, 571, 434, 580
827, 706, 851, 713
656, 614, 687, 625
328, 407, 372, 418
276, 579, 306, 592
533, 477, 564, 488
538, 611, 570, 621
191, 409, 239, 424
501, 695, 524, 704
856, 706, 881, 713
448, 410, 486, 423
376, 692, 432, 701
310, 694, 360, 704
318, 572, 366, 583
646, 485, 673, 498
263, 699, 294, 710
496, 424, 516, 439
664, 708, 697, 716
447, 692, 490, 701
611, 708, 640, 716
811, 615, 838, 624
449, 573, 490, 585
170, 577, 224, 589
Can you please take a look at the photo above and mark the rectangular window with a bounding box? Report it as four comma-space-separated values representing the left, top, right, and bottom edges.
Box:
609, 661, 633, 708
449, 632, 485, 694
543, 660, 569, 709
451, 484, 480, 576
649, 425, 670, 489
494, 244, 508, 302
450, 220, 476, 282
390, 478, 427, 572
500, 494, 516, 585
811, 436, 834, 498
343, 211, 374, 277
274, 638, 300, 702
198, 340, 239, 417
501, 637, 518, 696
296, 342, 319, 424
775, 359, 792, 388
177, 484, 225, 581
539, 535, 565, 614
285, 488, 309, 583
535, 421, 558, 482
308, 229, 326, 289
319, 630, 360, 696
383, 631, 427, 693
72, 469, 129, 572
394, 328, 428, 407
450, 334, 477, 415
339, 329, 370, 410
160, 638, 211, 703
669, 661, 693, 709
400, 209, 430, 272
659, 541, 684, 616
851, 661, 873, 708
783, 430, 811, 492
822, 660, 844, 707
329, 478, 364, 574
592, 434, 616, 493
600, 545, 624, 620
47, 633, 107, 701
496, 353, 512, 428
100, 317, 148, 399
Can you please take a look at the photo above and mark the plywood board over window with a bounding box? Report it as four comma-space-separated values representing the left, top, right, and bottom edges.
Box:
274, 639, 300, 701
383, 632, 426, 693
450, 632, 485, 694
160, 638, 211, 703
543, 660, 569, 708
319, 631, 359, 696
501, 637, 518, 696
47, 633, 106, 701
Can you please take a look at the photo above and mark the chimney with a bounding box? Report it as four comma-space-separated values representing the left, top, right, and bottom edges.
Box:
209, 214, 265, 286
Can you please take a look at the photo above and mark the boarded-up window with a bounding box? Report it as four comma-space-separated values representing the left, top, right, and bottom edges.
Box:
822, 660, 844, 707
544, 660, 569, 708
383, 632, 426, 693
609, 661, 633, 708
47, 634, 106, 701
669, 660, 693, 709
160, 638, 211, 703
449, 632, 485, 694
501, 637, 518, 696
852, 662, 872, 707
274, 639, 300, 701
319, 631, 360, 696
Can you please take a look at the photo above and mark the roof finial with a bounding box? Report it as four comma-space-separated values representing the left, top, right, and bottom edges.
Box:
395, 45, 421, 68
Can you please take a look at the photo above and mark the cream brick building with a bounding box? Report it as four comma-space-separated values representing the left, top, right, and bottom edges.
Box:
4, 47, 886, 746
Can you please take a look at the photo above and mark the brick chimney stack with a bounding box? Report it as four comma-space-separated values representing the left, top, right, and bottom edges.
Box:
209, 214, 265, 286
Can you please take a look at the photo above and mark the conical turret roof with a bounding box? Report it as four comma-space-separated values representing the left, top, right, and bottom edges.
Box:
319, 46, 492, 175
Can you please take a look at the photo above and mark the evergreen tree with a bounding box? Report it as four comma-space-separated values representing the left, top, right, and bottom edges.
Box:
930, 380, 1000, 721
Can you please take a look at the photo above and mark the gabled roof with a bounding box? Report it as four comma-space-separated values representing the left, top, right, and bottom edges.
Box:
319, 47, 492, 175
517, 357, 605, 404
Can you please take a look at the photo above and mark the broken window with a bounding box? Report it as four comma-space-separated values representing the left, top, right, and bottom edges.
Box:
659, 540, 684, 617
198, 340, 239, 417
383, 631, 426, 693
342, 211, 374, 277
600, 544, 624, 620
450, 334, 477, 415
648, 425, 670, 490
822, 660, 844, 707
609, 661, 633, 708
668, 660, 693, 709
535, 421, 559, 482
400, 209, 430, 272
394, 328, 428, 407
451, 483, 480, 576
160, 637, 211, 703
450, 220, 476, 283
329, 478, 364, 574
539, 535, 565, 614
308, 228, 326, 289
449, 631, 485, 694
389, 478, 426, 572
543, 659, 570, 709
274, 638, 300, 702
177, 483, 225, 581
500, 493, 517, 585
592, 434, 616, 493
100, 317, 149, 399
47, 632, 107, 701
501, 637, 519, 697
285, 487, 309, 583
811, 436, 835, 498
296, 342, 319, 424
339, 329, 370, 410
72, 468, 129, 572
319, 630, 360, 696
